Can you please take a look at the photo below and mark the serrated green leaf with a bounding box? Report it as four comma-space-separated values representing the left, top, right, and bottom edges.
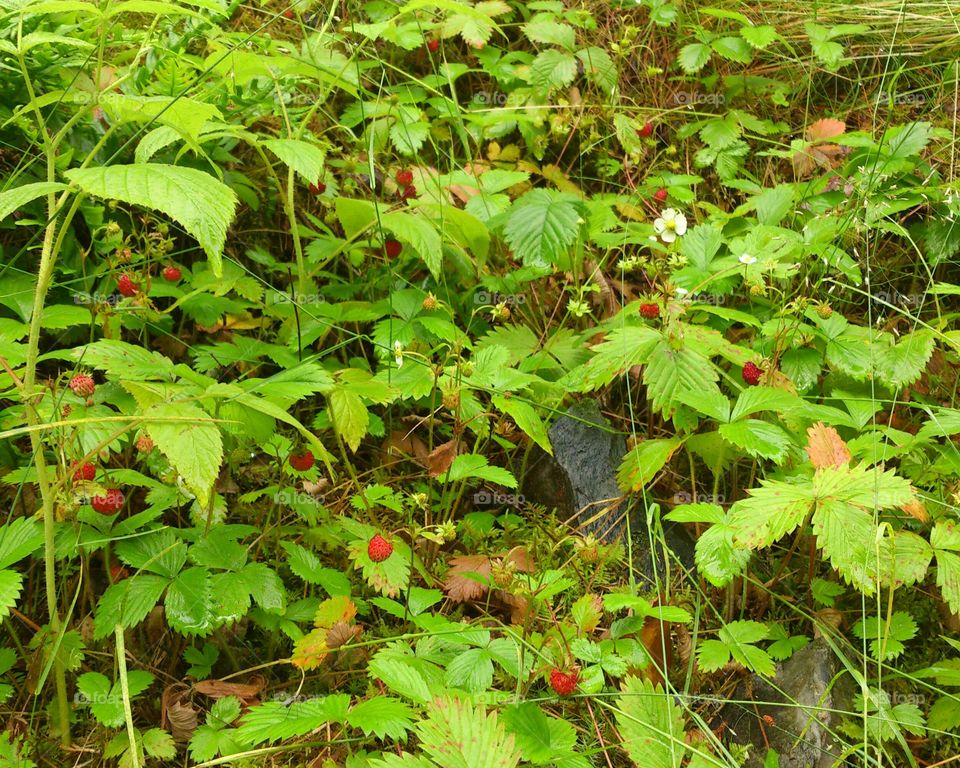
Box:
677, 43, 711, 73
740, 25, 778, 49
144, 402, 223, 505
234, 695, 350, 745
94, 575, 169, 640
529, 50, 578, 93
64, 165, 237, 274
0, 181, 67, 221
502, 702, 578, 763
261, 138, 325, 184
504, 189, 583, 268
417, 696, 521, 768
615, 676, 687, 768
718, 419, 793, 463
443, 454, 517, 487
347, 697, 415, 740
327, 387, 368, 452
729, 480, 813, 549
165, 566, 215, 636
695, 521, 751, 587
0, 517, 42, 570
617, 438, 682, 491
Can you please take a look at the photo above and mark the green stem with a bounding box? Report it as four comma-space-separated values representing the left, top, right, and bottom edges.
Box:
115, 625, 142, 768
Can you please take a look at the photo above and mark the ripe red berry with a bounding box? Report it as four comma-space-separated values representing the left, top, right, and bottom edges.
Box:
637, 121, 654, 137
73, 462, 96, 482
90, 489, 124, 515
367, 534, 393, 562
288, 450, 315, 471
309, 182, 326, 194
68, 374, 95, 397
109, 564, 130, 582
162, 265, 182, 282
282, 9, 294, 18
654, 187, 668, 202
401, 184, 417, 199
384, 239, 403, 258
549, 669, 579, 696
639, 303, 660, 319
396, 170, 414, 186
117, 274, 138, 297
742, 362, 762, 386
427, 38, 440, 52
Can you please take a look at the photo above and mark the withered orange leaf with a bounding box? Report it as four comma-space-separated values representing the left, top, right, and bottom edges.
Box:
805, 422, 851, 469
426, 438, 459, 477
445, 555, 494, 602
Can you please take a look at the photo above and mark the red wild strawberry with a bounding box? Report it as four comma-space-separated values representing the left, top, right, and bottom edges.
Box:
384, 239, 403, 258
639, 303, 660, 319
637, 121, 654, 137
395, 170, 414, 186
117, 274, 138, 297
309, 182, 326, 194
68, 373, 95, 397
368, 533, 393, 562
550, 669, 579, 696
742, 361, 762, 386
90, 489, 124, 515
288, 450, 315, 471
427, 38, 440, 52
109, 564, 130, 582
282, 9, 294, 18
73, 462, 96, 482
162, 265, 182, 282
401, 184, 417, 199
654, 187, 668, 202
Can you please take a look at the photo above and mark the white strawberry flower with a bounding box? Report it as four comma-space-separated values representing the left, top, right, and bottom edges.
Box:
653, 209, 687, 243
393, 340, 404, 368
739, 253, 757, 264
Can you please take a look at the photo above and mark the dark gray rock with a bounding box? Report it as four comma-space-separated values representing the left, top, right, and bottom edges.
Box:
724, 638, 854, 768
521, 398, 696, 583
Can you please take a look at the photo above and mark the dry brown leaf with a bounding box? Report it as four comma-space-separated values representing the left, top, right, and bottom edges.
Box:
806, 118, 846, 142
445, 554, 494, 602
900, 496, 929, 523
505, 546, 534, 572
382, 430, 429, 462
194, 676, 265, 703
162, 683, 198, 742
813, 607, 844, 636
805, 422, 851, 469
793, 119, 847, 177
326, 621, 361, 650
426, 438, 459, 477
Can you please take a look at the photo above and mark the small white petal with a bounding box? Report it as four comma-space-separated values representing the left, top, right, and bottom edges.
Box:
661, 230, 676, 243
739, 254, 757, 264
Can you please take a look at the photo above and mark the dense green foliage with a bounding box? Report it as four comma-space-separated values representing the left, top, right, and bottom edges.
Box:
0, 0, 959, 765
